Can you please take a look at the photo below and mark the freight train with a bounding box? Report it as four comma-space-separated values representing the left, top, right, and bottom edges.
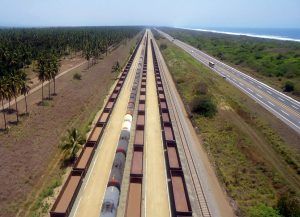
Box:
100, 114, 132, 217
100, 36, 147, 217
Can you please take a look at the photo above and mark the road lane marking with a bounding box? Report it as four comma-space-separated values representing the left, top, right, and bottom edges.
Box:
247, 88, 253, 93
281, 110, 290, 116
166, 30, 300, 109
267, 90, 272, 94
256, 94, 263, 98
292, 105, 299, 110
268, 101, 275, 106
239, 82, 244, 86
278, 97, 284, 102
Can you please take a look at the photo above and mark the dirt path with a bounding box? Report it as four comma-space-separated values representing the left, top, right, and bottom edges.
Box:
0, 36, 139, 217
144, 34, 170, 217
1, 55, 86, 110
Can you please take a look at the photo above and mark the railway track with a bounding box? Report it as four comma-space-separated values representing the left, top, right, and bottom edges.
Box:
50, 29, 212, 217
150, 38, 193, 216
49, 32, 146, 217
150, 31, 211, 217
124, 32, 148, 217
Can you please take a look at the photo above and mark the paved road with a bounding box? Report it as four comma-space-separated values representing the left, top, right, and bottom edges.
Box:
156, 29, 300, 135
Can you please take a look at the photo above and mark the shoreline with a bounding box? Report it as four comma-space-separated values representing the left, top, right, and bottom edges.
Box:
178, 27, 300, 42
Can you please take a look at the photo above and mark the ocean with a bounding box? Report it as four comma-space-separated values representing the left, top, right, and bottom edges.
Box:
182, 27, 300, 42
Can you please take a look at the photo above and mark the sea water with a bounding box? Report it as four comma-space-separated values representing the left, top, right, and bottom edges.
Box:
182, 27, 300, 42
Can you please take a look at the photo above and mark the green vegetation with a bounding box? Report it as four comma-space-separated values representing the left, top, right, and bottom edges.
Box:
157, 38, 300, 216
249, 204, 280, 217
73, 72, 82, 80
160, 27, 300, 97
0, 70, 31, 127
60, 128, 85, 165
159, 43, 168, 50
37, 54, 60, 101
284, 81, 295, 92
0, 27, 141, 129
190, 96, 217, 117
111, 61, 121, 73
29, 175, 62, 217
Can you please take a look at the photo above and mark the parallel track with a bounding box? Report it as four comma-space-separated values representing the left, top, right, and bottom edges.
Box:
151, 32, 211, 217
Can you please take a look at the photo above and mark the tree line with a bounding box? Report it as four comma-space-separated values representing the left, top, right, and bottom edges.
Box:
0, 26, 141, 129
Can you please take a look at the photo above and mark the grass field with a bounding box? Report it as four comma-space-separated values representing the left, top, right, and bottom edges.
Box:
157, 37, 300, 217
159, 28, 300, 100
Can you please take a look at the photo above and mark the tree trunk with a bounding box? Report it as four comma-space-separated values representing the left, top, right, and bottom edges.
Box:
48, 80, 51, 99
14, 95, 18, 123
41, 82, 44, 101
24, 94, 28, 114
2, 99, 6, 129
53, 78, 56, 95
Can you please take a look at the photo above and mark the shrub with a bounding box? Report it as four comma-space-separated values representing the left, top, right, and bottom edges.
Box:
190, 95, 217, 117
284, 81, 294, 92
278, 194, 300, 217
198, 81, 208, 95
61, 128, 85, 166
73, 73, 82, 80
111, 61, 121, 73
160, 43, 168, 50
249, 204, 280, 217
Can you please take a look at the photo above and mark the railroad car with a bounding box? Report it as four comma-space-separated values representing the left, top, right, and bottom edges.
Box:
100, 186, 120, 217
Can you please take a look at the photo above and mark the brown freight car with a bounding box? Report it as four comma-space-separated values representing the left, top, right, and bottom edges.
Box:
50, 170, 83, 217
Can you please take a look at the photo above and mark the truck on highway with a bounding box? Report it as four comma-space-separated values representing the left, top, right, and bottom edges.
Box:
209, 61, 215, 68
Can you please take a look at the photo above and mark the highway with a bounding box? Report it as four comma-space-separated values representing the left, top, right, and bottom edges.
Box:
156, 29, 300, 134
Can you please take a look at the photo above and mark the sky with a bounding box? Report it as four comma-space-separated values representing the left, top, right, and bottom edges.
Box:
0, 0, 300, 28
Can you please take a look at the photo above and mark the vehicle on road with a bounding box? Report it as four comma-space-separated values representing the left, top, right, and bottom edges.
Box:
209, 61, 215, 68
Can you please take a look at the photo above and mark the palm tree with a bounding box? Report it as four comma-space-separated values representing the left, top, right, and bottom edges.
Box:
0, 78, 7, 129
9, 72, 21, 122
61, 128, 85, 163
50, 55, 60, 95
37, 57, 46, 102
45, 60, 52, 100
19, 71, 31, 114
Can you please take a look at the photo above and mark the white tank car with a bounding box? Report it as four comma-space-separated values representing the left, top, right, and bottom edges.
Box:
99, 89, 134, 217
100, 186, 120, 217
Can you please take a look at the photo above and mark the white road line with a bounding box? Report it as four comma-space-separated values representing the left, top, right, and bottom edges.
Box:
250, 81, 254, 84
258, 86, 262, 89
268, 101, 275, 106
232, 78, 236, 82
256, 94, 263, 98
292, 105, 299, 110
281, 110, 290, 116
278, 97, 284, 102
267, 90, 272, 94
73, 197, 82, 217
247, 88, 253, 93
239, 82, 244, 86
